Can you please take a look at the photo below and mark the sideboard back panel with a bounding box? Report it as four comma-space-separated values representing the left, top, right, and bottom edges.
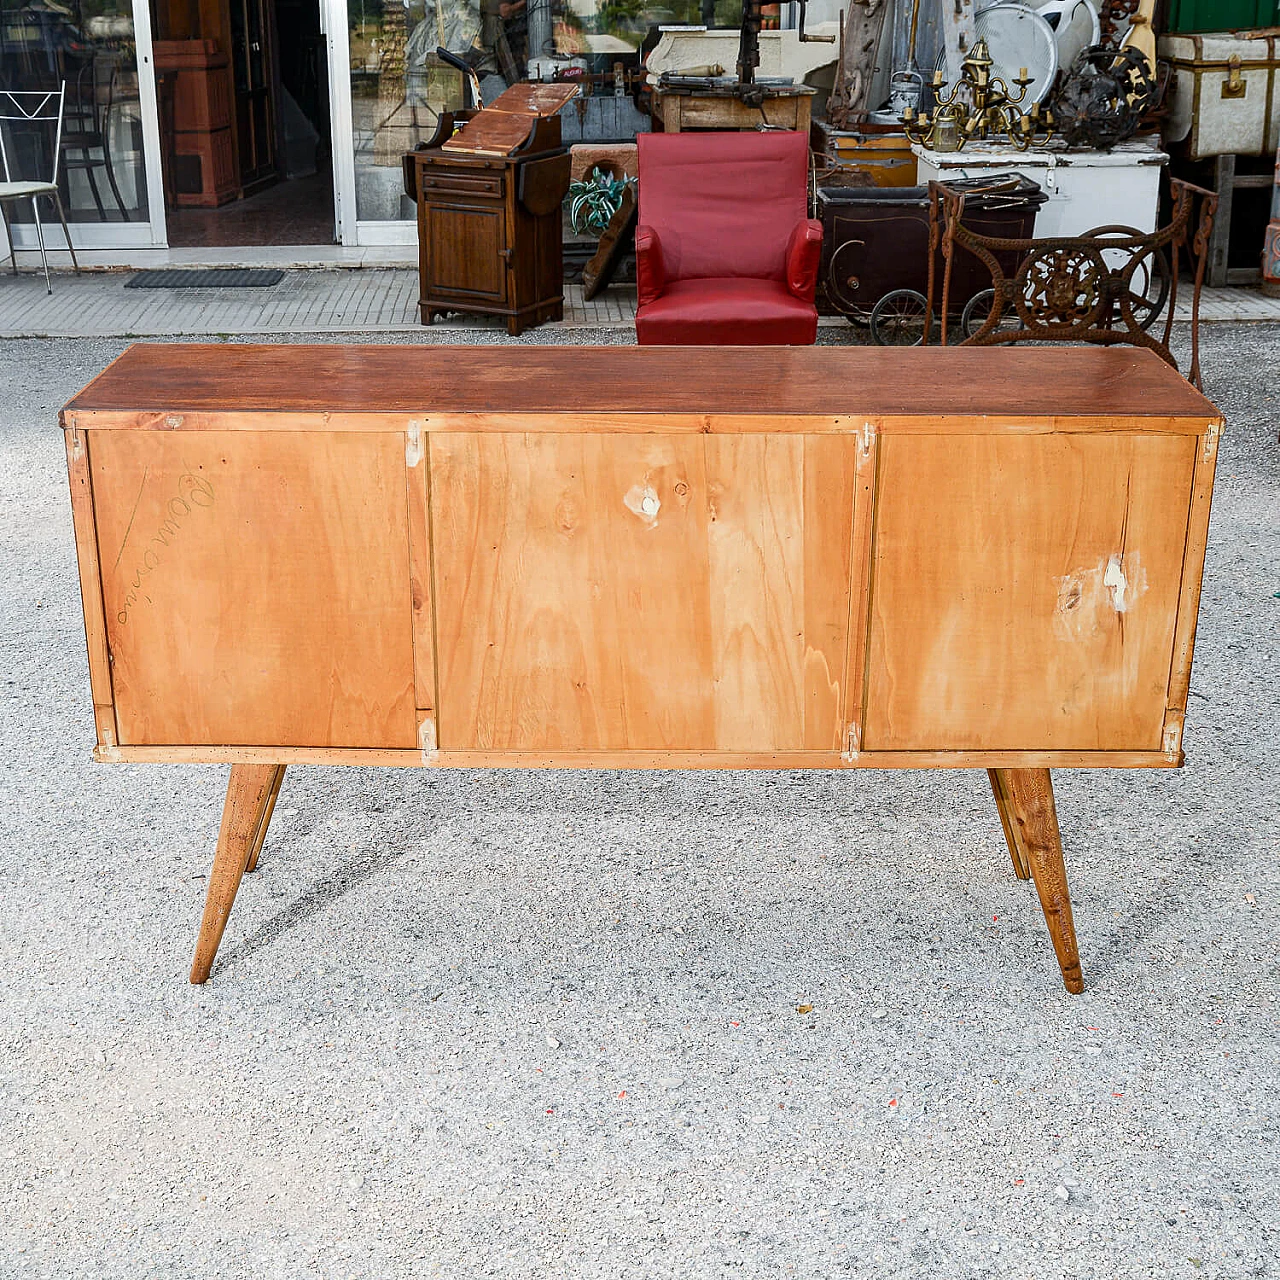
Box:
429, 432, 859, 753
862, 431, 1199, 752
89, 430, 418, 749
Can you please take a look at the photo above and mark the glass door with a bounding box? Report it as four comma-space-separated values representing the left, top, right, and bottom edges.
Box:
0, 0, 166, 249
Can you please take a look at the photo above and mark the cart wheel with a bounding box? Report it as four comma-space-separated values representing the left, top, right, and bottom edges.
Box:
961, 288, 1024, 339
870, 289, 931, 346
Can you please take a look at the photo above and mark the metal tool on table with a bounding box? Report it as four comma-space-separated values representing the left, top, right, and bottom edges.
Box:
884, 0, 927, 121
737, 0, 833, 92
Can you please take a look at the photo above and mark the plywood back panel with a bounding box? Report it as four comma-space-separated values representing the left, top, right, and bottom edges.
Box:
90, 431, 417, 748
863, 433, 1197, 752
429, 433, 857, 753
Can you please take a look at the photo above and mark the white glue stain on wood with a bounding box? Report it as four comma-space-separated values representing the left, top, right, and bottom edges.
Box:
405, 422, 423, 467
418, 716, 437, 761
1202, 421, 1222, 463
623, 482, 661, 527
1054, 552, 1147, 640
1103, 555, 1130, 611
857, 422, 876, 461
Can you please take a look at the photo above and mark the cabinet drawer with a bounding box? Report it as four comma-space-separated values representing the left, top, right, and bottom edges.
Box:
422, 170, 505, 200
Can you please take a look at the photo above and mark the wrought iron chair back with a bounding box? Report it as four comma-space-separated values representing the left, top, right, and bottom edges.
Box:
0, 85, 66, 185
0, 83, 80, 291
926, 176, 1218, 389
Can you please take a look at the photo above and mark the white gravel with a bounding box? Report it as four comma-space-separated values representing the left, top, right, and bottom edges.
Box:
0, 328, 1276, 1279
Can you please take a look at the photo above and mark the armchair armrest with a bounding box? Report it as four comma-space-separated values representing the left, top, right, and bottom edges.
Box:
786, 219, 824, 302
635, 223, 666, 309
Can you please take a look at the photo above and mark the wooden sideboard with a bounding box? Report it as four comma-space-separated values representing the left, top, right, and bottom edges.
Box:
62, 345, 1223, 991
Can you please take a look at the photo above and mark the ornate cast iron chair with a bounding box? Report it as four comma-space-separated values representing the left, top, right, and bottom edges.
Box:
926, 176, 1218, 389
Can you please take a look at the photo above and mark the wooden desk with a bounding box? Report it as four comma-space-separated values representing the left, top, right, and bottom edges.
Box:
62, 345, 1223, 991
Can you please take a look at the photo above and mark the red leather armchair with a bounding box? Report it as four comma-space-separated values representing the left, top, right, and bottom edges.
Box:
634, 131, 822, 346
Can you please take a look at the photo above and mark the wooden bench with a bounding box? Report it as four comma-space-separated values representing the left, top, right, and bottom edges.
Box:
62, 344, 1223, 990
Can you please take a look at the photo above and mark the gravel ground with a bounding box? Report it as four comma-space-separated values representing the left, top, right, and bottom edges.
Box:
1, 328, 1277, 1279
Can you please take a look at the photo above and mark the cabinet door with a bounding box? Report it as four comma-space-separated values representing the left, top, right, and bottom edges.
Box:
428, 432, 859, 756
88, 430, 418, 749
861, 431, 1198, 753
424, 199, 508, 305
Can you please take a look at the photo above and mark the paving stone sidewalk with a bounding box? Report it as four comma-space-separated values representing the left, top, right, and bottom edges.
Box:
0, 270, 625, 338
3, 266, 1279, 338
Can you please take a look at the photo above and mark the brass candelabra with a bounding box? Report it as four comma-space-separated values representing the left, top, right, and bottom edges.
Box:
901, 39, 1055, 152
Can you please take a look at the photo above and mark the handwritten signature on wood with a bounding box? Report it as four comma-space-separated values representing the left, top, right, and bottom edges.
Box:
115, 470, 215, 626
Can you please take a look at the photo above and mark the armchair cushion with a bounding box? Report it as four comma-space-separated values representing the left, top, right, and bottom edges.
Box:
634, 223, 666, 309
633, 132, 819, 346
635, 278, 818, 346
786, 218, 824, 300
636, 132, 811, 283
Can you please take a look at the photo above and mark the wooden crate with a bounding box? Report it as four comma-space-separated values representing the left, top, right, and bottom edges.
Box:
815, 122, 918, 188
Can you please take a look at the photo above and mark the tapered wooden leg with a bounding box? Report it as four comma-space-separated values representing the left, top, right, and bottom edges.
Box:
190, 765, 282, 984
244, 765, 285, 873
988, 768, 1032, 880
1001, 769, 1085, 994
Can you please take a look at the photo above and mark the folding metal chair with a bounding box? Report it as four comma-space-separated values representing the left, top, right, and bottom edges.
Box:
0, 84, 81, 293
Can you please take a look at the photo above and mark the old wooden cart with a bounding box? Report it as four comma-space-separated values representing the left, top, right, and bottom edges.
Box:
62, 345, 1222, 991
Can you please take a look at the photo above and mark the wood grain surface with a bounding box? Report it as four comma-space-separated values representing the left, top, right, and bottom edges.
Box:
64, 429, 120, 752
63, 344, 1220, 425
89, 430, 417, 748
429, 432, 858, 753
96, 745, 1180, 768
863, 432, 1199, 752
1000, 768, 1085, 993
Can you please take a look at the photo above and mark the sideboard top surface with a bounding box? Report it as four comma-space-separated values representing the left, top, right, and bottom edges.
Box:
63, 344, 1221, 427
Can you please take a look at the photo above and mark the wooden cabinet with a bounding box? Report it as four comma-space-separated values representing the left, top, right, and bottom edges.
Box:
404, 114, 570, 336
152, 40, 238, 207
62, 345, 1224, 990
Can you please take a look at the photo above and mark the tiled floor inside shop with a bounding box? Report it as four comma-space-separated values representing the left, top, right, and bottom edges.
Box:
165, 172, 339, 248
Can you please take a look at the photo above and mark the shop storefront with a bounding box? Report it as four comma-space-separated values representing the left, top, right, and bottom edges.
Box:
0, 0, 750, 260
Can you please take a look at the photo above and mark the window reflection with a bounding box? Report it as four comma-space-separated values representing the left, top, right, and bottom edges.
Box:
349, 0, 740, 221
0, 0, 148, 222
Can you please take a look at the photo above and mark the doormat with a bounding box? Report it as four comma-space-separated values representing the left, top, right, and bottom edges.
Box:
125, 269, 286, 289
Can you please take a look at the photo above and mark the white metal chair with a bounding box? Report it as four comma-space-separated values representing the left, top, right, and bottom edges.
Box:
0, 84, 81, 293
